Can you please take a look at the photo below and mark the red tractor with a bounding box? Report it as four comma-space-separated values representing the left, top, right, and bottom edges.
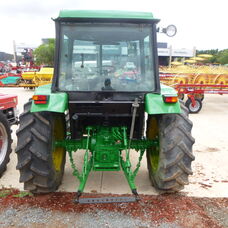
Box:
0, 93, 18, 177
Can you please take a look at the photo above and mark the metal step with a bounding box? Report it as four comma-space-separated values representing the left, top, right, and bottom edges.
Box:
78, 196, 138, 204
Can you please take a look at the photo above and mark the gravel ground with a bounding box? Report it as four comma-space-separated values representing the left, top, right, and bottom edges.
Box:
0, 206, 183, 228
0, 190, 227, 228
0, 206, 153, 228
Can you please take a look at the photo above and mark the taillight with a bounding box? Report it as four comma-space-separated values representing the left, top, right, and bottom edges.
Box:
163, 95, 178, 103
32, 95, 49, 104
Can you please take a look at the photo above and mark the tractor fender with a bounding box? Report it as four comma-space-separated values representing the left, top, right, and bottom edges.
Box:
145, 84, 181, 114
31, 84, 68, 113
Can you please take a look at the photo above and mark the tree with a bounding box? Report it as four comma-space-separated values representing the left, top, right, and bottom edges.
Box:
216, 49, 228, 65
33, 39, 55, 66
196, 49, 228, 64
196, 49, 219, 56
196, 49, 218, 63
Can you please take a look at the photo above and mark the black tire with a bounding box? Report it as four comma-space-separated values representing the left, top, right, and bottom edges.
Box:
146, 101, 195, 192
185, 98, 202, 113
16, 101, 66, 193
0, 112, 12, 177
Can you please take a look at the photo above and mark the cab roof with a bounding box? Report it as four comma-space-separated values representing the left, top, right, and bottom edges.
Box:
58, 10, 157, 21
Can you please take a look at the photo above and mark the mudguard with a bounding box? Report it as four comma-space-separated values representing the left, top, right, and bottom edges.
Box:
145, 84, 181, 114
31, 84, 68, 113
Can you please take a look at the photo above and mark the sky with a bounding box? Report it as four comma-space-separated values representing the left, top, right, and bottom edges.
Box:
0, 0, 227, 54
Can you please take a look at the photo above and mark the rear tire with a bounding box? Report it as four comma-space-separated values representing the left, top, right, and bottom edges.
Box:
0, 112, 12, 177
146, 101, 195, 192
16, 101, 66, 193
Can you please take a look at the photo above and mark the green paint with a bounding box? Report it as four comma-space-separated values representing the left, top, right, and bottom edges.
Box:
145, 84, 181, 114
92, 126, 121, 171
58, 10, 155, 20
55, 126, 157, 193
31, 84, 68, 113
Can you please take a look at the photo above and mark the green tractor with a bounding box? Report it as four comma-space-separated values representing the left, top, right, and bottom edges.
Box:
16, 10, 195, 203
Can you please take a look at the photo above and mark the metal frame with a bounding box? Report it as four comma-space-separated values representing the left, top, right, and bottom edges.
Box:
176, 83, 228, 111
55, 125, 158, 200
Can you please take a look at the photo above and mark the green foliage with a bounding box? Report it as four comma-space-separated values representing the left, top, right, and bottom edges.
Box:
196, 49, 219, 55
196, 49, 218, 63
196, 49, 228, 64
216, 49, 228, 64
34, 39, 55, 66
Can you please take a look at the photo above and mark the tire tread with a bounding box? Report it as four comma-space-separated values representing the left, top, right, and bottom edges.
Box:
16, 101, 66, 193
147, 102, 195, 192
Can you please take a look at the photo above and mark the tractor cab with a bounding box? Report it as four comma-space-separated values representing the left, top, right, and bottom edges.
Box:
52, 11, 161, 140
52, 10, 160, 96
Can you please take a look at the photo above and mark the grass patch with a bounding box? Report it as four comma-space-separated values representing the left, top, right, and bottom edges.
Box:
0, 189, 13, 197
13, 191, 33, 198
0, 188, 33, 198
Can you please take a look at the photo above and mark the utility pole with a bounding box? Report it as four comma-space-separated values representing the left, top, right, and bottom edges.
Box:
169, 45, 172, 67
193, 46, 196, 58
13, 40, 17, 63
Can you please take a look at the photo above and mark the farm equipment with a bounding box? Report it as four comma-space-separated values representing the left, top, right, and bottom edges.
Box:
160, 66, 228, 113
0, 93, 18, 176
16, 10, 195, 203
19, 67, 53, 89
0, 72, 21, 87
0, 64, 40, 88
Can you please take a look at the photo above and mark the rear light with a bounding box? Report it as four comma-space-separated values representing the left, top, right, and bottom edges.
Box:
163, 95, 178, 103
32, 95, 49, 104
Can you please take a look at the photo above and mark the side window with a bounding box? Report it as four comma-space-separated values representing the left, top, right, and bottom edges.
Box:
59, 35, 69, 89
144, 35, 154, 88
144, 36, 150, 71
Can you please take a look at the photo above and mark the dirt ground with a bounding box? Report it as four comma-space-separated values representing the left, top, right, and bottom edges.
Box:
0, 88, 228, 227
